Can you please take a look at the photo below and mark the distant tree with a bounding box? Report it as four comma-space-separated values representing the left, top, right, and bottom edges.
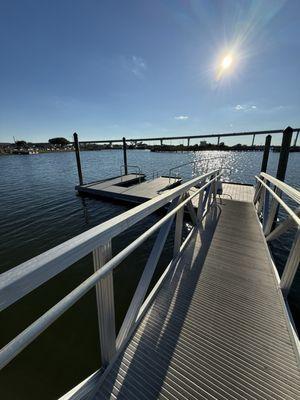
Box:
49, 137, 69, 146
15, 140, 27, 147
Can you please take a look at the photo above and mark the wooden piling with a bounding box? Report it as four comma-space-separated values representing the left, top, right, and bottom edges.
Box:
122, 137, 128, 175
271, 127, 293, 230
73, 132, 83, 186
276, 126, 293, 181
261, 135, 272, 173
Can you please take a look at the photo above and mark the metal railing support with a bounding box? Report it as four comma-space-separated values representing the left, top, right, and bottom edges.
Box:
116, 198, 179, 349
173, 195, 185, 257
280, 229, 300, 297
257, 185, 266, 216
264, 188, 281, 236
263, 181, 270, 230
266, 207, 300, 242
93, 241, 116, 366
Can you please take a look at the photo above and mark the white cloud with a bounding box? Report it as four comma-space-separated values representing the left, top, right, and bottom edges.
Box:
174, 115, 189, 120
131, 55, 147, 77
234, 104, 257, 112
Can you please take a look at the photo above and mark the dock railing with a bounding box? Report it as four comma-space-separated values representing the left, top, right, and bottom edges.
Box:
0, 169, 221, 391
168, 156, 228, 183
254, 172, 300, 297
120, 164, 143, 183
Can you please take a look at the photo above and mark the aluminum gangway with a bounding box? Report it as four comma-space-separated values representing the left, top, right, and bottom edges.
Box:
0, 170, 299, 399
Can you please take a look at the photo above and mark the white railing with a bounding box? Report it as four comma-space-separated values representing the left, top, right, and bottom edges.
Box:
120, 164, 143, 182
168, 157, 229, 183
254, 172, 300, 297
0, 169, 221, 392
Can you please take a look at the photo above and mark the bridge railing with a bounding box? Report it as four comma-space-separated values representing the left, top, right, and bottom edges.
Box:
254, 172, 300, 297
0, 169, 221, 388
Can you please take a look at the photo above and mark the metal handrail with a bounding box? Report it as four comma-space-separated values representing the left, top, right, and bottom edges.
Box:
120, 165, 142, 182
168, 157, 227, 182
0, 169, 220, 372
254, 173, 300, 297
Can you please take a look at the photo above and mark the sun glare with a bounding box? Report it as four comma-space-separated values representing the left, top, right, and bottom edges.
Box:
221, 54, 233, 70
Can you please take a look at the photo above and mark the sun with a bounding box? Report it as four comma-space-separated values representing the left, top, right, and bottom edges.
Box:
221, 54, 233, 70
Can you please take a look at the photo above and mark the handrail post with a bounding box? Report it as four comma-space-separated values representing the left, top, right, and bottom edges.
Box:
173, 195, 185, 256
261, 135, 272, 173
264, 188, 281, 236
122, 137, 128, 175
263, 181, 270, 230
93, 240, 116, 366
73, 132, 83, 186
280, 229, 300, 297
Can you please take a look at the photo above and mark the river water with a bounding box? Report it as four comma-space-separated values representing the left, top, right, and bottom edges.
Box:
0, 150, 299, 399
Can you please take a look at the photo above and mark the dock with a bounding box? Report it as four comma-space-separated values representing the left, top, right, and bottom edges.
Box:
76, 174, 182, 204
0, 170, 299, 400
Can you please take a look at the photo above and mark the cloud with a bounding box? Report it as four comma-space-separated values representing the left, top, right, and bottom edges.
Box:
174, 115, 189, 120
131, 55, 147, 78
234, 104, 257, 111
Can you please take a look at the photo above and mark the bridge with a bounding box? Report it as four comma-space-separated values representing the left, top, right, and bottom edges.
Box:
0, 168, 299, 399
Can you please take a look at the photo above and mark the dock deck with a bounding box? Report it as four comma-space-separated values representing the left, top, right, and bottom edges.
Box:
76, 174, 182, 204
95, 191, 300, 399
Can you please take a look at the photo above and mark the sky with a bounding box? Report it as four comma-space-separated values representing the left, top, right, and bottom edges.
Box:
0, 0, 299, 145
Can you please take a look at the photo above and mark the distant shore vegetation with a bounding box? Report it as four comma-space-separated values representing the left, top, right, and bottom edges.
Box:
0, 137, 299, 155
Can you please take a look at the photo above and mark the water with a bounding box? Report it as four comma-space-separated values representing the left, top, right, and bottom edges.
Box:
0, 150, 299, 399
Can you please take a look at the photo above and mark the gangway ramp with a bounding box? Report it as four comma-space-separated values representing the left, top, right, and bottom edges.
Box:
94, 198, 300, 400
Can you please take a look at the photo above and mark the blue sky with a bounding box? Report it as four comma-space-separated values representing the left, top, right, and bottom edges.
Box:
0, 0, 299, 145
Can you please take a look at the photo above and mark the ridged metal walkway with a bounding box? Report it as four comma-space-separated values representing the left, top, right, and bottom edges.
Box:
95, 199, 300, 400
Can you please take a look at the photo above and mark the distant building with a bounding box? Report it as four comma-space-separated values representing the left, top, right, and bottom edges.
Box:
200, 141, 207, 146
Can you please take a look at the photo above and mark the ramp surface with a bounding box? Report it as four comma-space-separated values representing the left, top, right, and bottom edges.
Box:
95, 199, 300, 400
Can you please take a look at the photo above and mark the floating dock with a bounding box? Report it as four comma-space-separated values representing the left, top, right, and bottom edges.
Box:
76, 174, 182, 204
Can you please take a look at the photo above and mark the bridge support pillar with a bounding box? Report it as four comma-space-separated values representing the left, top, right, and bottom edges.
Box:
251, 134, 256, 147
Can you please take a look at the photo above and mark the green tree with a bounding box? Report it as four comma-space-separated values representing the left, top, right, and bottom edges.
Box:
49, 137, 69, 146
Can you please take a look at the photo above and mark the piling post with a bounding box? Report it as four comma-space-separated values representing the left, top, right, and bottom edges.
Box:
160, 139, 163, 146
276, 126, 293, 181
261, 135, 272, 173
122, 137, 128, 175
217, 136, 220, 145
271, 127, 293, 230
73, 132, 83, 186
187, 138, 190, 147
